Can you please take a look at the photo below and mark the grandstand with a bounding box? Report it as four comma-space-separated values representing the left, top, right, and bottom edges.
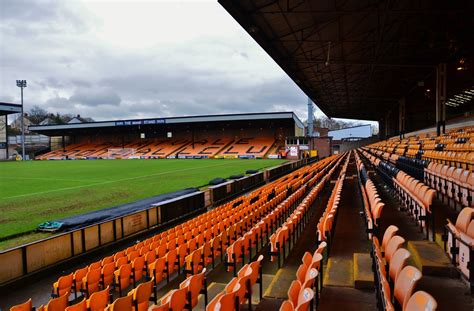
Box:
3, 1, 474, 311
30, 112, 304, 160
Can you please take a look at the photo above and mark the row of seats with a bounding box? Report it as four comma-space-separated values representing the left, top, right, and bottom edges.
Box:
205, 256, 264, 311
279, 243, 327, 311
372, 226, 437, 310
365, 146, 473, 212
446, 206, 474, 292
355, 151, 385, 238
354, 151, 439, 309
147, 268, 207, 311
316, 152, 351, 252
266, 155, 342, 269
422, 150, 473, 171
367, 125, 473, 170
360, 149, 437, 241
227, 184, 303, 273
393, 171, 436, 240
11, 155, 339, 311
424, 162, 473, 207
227, 155, 346, 311
37, 137, 278, 160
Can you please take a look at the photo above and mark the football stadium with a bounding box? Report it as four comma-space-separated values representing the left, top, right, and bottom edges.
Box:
1, 1, 474, 311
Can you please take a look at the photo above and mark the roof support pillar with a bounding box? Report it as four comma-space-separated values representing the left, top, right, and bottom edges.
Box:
384, 110, 391, 138
398, 98, 406, 139
307, 97, 313, 137
378, 118, 385, 140
436, 63, 447, 136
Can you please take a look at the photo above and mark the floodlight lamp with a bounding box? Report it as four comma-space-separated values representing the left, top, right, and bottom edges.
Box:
16, 80, 27, 87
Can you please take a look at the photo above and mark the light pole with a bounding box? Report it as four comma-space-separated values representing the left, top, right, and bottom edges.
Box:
16, 80, 27, 160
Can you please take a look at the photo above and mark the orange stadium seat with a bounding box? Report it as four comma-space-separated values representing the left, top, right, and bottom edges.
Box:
114, 264, 132, 296
45, 294, 69, 311
82, 269, 101, 298
64, 300, 86, 311
394, 266, 422, 310
52, 273, 73, 298
105, 295, 133, 311
86, 286, 110, 311
128, 278, 153, 311
10, 299, 33, 311
405, 291, 438, 311
389, 248, 411, 283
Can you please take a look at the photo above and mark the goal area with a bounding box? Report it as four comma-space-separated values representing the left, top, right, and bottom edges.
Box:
106, 148, 136, 159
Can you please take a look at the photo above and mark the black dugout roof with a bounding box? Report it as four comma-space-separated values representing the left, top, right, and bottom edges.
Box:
219, 0, 474, 120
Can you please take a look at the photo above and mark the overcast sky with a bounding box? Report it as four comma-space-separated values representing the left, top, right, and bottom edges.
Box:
1, 0, 369, 124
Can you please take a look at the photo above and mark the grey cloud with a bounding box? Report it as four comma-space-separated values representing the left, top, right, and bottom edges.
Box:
0, 95, 15, 103
70, 79, 92, 88
44, 96, 70, 109
44, 87, 121, 115
0, 0, 95, 36
69, 87, 121, 107
240, 52, 249, 59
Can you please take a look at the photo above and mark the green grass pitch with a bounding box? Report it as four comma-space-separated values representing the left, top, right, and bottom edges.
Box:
0, 159, 286, 249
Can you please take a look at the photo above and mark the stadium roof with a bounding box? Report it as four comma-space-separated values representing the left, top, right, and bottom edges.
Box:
219, 0, 474, 121
0, 102, 21, 116
29, 111, 304, 134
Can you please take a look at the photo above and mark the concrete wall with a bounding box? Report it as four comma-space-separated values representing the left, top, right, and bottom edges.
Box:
311, 137, 331, 158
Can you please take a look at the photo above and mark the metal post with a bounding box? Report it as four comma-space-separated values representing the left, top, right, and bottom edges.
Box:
307, 97, 314, 137
4, 114, 9, 159
436, 63, 447, 136
20, 87, 25, 160
398, 98, 405, 139
16, 80, 27, 160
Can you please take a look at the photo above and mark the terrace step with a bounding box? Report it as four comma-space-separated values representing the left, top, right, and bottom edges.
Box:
323, 257, 354, 287
264, 269, 294, 299
353, 253, 374, 289
407, 240, 458, 278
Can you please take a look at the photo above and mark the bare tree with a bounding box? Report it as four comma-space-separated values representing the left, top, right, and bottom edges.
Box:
312, 116, 359, 131
28, 106, 49, 125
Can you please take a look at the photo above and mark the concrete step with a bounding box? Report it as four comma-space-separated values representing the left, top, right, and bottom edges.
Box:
323, 257, 354, 287
195, 282, 226, 309
254, 297, 285, 311
264, 269, 295, 299
353, 253, 375, 289
407, 240, 459, 278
